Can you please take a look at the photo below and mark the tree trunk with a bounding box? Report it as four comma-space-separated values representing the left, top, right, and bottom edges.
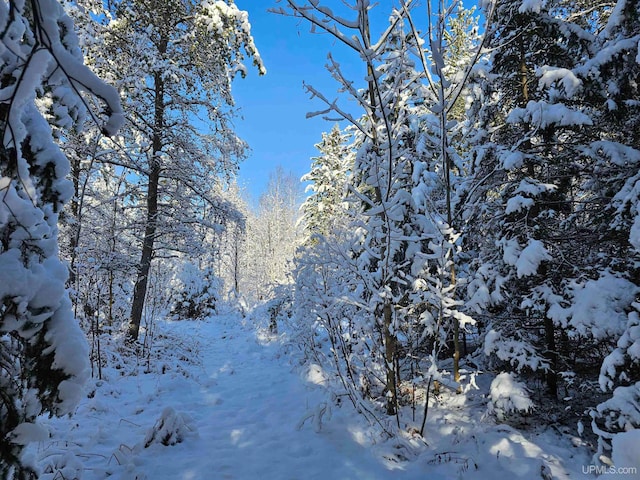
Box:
128, 64, 165, 342
68, 154, 81, 288
383, 302, 398, 415
544, 315, 558, 397
440, 83, 460, 388
128, 161, 160, 342
233, 227, 240, 295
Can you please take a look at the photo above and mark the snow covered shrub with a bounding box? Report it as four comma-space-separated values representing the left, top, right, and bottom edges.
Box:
592, 303, 640, 461
170, 263, 221, 320
266, 285, 294, 334
611, 430, 640, 477
144, 407, 195, 447
599, 302, 640, 392
487, 373, 534, 423
483, 328, 550, 374
591, 383, 640, 464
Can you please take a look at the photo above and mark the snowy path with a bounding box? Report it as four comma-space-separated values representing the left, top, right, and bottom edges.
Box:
140, 316, 414, 479
35, 315, 431, 479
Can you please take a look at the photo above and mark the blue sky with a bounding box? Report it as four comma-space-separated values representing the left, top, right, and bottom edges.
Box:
231, 2, 374, 202
231, 1, 482, 202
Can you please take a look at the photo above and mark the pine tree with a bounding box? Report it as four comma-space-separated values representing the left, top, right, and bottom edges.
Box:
70, 0, 265, 341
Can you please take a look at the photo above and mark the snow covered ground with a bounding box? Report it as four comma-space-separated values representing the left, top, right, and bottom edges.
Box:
27, 313, 613, 479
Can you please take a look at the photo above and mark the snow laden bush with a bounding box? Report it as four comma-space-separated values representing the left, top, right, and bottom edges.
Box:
144, 407, 195, 447
592, 384, 640, 458
266, 285, 294, 334
591, 303, 640, 463
487, 373, 534, 423
170, 263, 221, 320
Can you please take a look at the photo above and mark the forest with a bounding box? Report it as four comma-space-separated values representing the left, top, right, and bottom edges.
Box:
0, 0, 639, 478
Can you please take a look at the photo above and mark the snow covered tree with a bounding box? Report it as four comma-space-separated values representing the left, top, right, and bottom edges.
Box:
283, 0, 484, 418
69, 0, 265, 341
460, 0, 604, 398
300, 124, 353, 245
569, 0, 640, 459
211, 180, 250, 302
284, 3, 429, 416
75, 167, 139, 327
244, 167, 301, 302
170, 262, 222, 320
0, 1, 122, 477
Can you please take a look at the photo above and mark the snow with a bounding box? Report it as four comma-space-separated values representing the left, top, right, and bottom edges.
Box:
548, 275, 638, 343
578, 37, 640, 81
499, 237, 521, 266
537, 66, 582, 98
505, 195, 534, 214
9, 423, 50, 446
516, 239, 551, 278
593, 382, 640, 436
24, 313, 600, 479
507, 100, 592, 129
598, 301, 640, 392
630, 215, 640, 252
518, 0, 546, 13
500, 150, 524, 170
602, 0, 630, 37
144, 407, 196, 448
483, 328, 549, 372
515, 178, 556, 197
30, 314, 418, 479
611, 430, 640, 478
488, 373, 533, 421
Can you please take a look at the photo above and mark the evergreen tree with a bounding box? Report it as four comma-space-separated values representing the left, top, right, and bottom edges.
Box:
572, 0, 640, 460
461, 0, 601, 398
0, 1, 122, 477
300, 124, 353, 245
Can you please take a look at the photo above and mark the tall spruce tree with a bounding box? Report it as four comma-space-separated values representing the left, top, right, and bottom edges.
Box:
573, 0, 640, 461
300, 124, 353, 245
461, 0, 603, 398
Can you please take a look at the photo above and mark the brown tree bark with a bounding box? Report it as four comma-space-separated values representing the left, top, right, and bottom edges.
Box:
128, 61, 165, 342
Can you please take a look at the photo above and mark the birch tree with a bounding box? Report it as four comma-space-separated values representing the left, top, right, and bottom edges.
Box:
244, 167, 301, 302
